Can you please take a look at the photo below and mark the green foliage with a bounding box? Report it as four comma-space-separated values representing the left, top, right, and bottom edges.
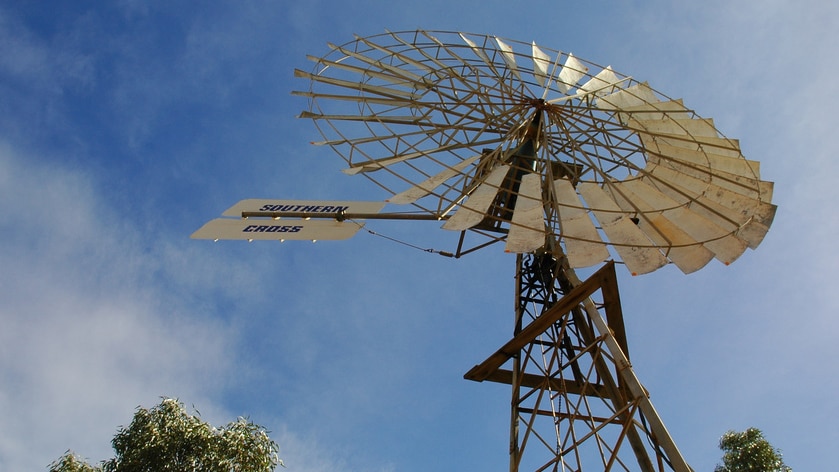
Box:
49, 451, 101, 472
715, 427, 791, 472
49, 398, 281, 472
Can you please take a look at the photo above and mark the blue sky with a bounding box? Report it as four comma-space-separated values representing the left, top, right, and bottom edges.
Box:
1, 1, 836, 470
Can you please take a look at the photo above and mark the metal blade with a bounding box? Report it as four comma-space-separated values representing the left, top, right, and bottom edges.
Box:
606, 182, 715, 274
577, 66, 622, 97
628, 117, 719, 137
613, 99, 692, 124
442, 164, 511, 231
597, 82, 660, 109
495, 37, 521, 80
505, 173, 546, 253
387, 155, 481, 204
531, 42, 552, 88
641, 132, 742, 158
621, 180, 749, 266
642, 165, 775, 249
646, 158, 771, 201
460, 33, 495, 70
641, 136, 760, 180
577, 182, 668, 275
553, 178, 610, 268
556, 53, 588, 94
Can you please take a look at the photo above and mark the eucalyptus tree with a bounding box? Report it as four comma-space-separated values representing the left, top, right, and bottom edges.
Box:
49, 398, 281, 472
715, 427, 791, 472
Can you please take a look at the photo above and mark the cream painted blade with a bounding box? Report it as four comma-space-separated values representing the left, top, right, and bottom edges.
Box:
614, 99, 691, 124
621, 180, 749, 266
606, 183, 714, 274
577, 66, 622, 97
597, 82, 660, 110
648, 156, 774, 203
577, 182, 667, 275
645, 162, 772, 211
460, 33, 495, 69
553, 178, 610, 268
640, 130, 742, 159
505, 173, 546, 253
641, 136, 760, 180
641, 165, 776, 249
442, 164, 511, 231
495, 37, 521, 80
655, 134, 741, 158
387, 155, 481, 204
628, 117, 719, 137
556, 53, 588, 94
650, 179, 775, 250
531, 42, 552, 88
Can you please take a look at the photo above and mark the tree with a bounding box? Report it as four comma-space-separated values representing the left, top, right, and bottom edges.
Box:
49, 398, 281, 472
715, 427, 791, 472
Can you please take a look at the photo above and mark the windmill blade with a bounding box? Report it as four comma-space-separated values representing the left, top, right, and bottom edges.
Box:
605, 183, 715, 273
577, 182, 668, 275
553, 178, 611, 268
460, 33, 496, 70
643, 132, 742, 159
495, 37, 521, 80
641, 165, 775, 249
620, 180, 749, 266
556, 53, 588, 94
505, 173, 546, 253
387, 155, 481, 204
614, 99, 692, 124
443, 164, 511, 231
531, 42, 552, 88
628, 117, 719, 138
647, 157, 772, 202
597, 82, 660, 109
641, 137, 760, 180
577, 66, 622, 97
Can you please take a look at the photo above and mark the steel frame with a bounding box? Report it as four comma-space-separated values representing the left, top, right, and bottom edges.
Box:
465, 255, 692, 472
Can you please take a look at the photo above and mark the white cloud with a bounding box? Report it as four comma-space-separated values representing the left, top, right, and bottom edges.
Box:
0, 144, 239, 470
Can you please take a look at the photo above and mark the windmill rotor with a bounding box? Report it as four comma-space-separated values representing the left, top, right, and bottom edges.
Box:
295, 29, 776, 275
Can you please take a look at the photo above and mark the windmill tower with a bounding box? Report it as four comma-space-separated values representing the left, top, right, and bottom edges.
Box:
194, 30, 776, 471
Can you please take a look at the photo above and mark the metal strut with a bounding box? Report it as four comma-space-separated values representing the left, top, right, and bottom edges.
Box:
465, 254, 693, 472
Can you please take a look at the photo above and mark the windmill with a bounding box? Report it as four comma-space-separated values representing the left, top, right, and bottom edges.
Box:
193, 30, 776, 471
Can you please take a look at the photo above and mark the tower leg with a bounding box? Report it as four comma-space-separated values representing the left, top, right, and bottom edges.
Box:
465, 255, 692, 471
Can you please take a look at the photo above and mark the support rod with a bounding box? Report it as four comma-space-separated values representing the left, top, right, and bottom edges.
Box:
241, 210, 447, 221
